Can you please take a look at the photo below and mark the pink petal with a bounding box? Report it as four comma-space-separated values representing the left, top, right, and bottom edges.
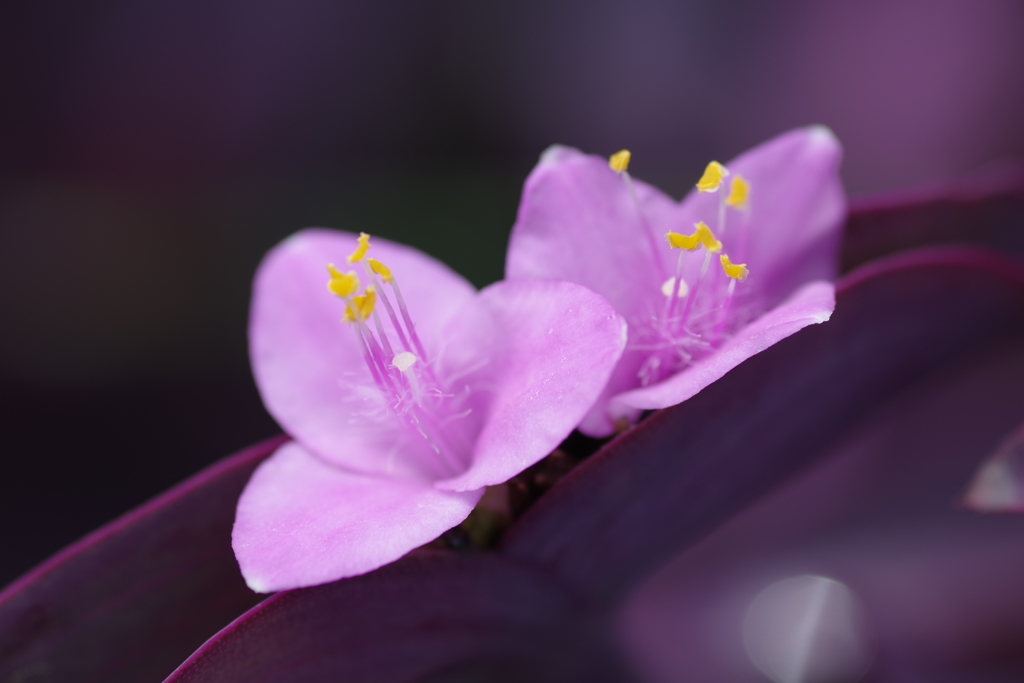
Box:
232, 441, 482, 592
505, 147, 684, 437
612, 281, 836, 412
249, 229, 476, 477
433, 280, 627, 492
677, 126, 845, 308
505, 131, 845, 435
574, 352, 647, 437
0, 437, 282, 680
506, 145, 680, 325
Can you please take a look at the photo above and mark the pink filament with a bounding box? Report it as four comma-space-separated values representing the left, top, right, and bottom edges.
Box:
346, 273, 467, 477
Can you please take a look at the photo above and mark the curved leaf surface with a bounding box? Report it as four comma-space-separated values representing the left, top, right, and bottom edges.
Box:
165, 552, 629, 683
842, 164, 1024, 272
0, 436, 285, 683
622, 320, 1024, 682
502, 247, 1024, 604
163, 247, 1024, 682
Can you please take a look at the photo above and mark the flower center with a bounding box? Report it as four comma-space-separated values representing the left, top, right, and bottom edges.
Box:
611, 154, 753, 386
326, 234, 472, 477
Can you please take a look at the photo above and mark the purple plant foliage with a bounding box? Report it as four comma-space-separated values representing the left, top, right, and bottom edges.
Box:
503, 247, 1024, 601
621, 287, 1024, 682
842, 162, 1024, 270
164, 246, 1024, 682
166, 553, 625, 683
0, 436, 285, 683
2, 170, 1024, 682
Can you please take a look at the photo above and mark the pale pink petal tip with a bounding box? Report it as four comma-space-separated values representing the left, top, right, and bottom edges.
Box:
233, 442, 483, 593
963, 424, 1024, 512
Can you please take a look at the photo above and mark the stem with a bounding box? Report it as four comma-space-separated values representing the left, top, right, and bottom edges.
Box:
351, 323, 387, 392
363, 262, 413, 354
389, 278, 429, 363
663, 249, 687, 323
356, 318, 403, 394
677, 251, 713, 336
370, 307, 394, 359
711, 278, 736, 344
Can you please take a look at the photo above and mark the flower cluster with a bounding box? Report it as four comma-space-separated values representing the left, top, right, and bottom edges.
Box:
231, 126, 847, 591
507, 127, 845, 435
233, 229, 626, 591
9, 128, 1024, 683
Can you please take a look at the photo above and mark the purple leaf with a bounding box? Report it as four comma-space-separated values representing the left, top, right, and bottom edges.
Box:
0, 436, 285, 683
501, 246, 1024, 604
162, 246, 1024, 683
621, 298, 1024, 682
842, 163, 1024, 272
165, 552, 628, 683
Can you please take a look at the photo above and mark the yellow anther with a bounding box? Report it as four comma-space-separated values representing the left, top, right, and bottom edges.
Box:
326, 264, 360, 298
347, 232, 371, 263
666, 221, 722, 253
343, 286, 377, 323
720, 254, 749, 281
696, 161, 729, 193
666, 231, 701, 251
725, 175, 749, 209
359, 286, 377, 318
608, 149, 631, 174
367, 258, 393, 284
695, 222, 723, 252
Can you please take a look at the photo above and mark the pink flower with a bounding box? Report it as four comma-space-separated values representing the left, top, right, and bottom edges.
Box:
507, 127, 846, 436
232, 230, 626, 591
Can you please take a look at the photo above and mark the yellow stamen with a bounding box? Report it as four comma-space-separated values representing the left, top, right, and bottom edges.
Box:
696, 161, 729, 193
367, 258, 394, 284
666, 231, 701, 251
608, 149, 631, 174
720, 254, 749, 281
326, 264, 360, 298
343, 286, 377, 322
725, 175, 749, 209
695, 222, 723, 252
347, 232, 371, 263
666, 221, 723, 253
357, 286, 376, 319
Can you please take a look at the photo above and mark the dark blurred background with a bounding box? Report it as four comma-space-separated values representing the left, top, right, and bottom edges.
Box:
2, 0, 1023, 587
